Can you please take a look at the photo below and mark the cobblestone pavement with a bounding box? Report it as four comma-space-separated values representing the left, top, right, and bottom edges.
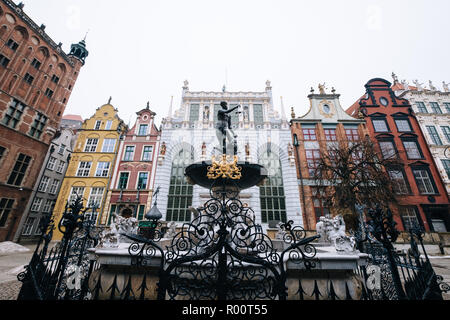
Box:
429, 257, 450, 300
0, 280, 21, 300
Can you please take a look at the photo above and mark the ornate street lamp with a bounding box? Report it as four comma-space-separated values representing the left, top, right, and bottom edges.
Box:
143, 186, 161, 239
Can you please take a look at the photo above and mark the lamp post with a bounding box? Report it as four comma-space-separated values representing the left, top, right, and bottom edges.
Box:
293, 134, 309, 230
144, 186, 162, 239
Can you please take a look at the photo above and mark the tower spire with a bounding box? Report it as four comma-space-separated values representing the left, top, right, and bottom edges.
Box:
168, 96, 173, 119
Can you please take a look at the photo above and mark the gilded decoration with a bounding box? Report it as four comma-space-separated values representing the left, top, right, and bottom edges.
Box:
207, 155, 242, 180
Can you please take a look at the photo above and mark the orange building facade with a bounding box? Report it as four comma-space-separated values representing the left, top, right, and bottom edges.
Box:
347, 78, 450, 232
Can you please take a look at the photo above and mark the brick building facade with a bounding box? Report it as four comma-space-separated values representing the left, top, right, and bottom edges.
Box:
347, 78, 450, 232
0, 0, 87, 241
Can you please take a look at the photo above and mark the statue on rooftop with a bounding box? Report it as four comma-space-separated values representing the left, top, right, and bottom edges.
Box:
318, 83, 326, 94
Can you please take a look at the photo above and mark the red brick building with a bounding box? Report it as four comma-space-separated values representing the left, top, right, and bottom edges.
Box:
290, 86, 368, 230
0, 0, 87, 241
347, 78, 450, 232
101, 103, 161, 225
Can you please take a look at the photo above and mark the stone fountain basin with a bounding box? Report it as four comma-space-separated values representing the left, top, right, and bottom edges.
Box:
185, 161, 267, 190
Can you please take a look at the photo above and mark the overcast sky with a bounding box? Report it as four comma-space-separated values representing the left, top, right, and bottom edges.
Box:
19, 0, 450, 126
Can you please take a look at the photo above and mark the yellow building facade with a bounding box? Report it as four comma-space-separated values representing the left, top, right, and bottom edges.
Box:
52, 104, 127, 240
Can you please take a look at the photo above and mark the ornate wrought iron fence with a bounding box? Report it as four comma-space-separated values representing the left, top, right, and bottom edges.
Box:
17, 196, 101, 300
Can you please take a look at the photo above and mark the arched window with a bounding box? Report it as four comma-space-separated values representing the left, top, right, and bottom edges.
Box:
166, 149, 193, 222
259, 150, 287, 223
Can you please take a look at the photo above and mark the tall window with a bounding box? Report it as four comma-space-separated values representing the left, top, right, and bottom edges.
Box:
189, 104, 199, 122
303, 128, 316, 141
312, 187, 330, 222
105, 120, 112, 130
42, 199, 54, 213
426, 126, 443, 145
84, 138, 98, 152
118, 172, 129, 189
441, 126, 450, 143
167, 150, 193, 222
102, 138, 116, 152
430, 102, 442, 114
388, 169, 409, 194
142, 146, 153, 161
138, 124, 148, 135
6, 39, 19, 51
31, 58, 41, 70
0, 146, 5, 162
345, 128, 359, 141
56, 160, 65, 173
137, 172, 149, 189
29, 112, 48, 139
51, 74, 60, 84
76, 161, 92, 177
94, 120, 101, 130
44, 88, 54, 98
259, 151, 287, 223
372, 118, 389, 132
394, 119, 411, 132
305, 149, 321, 177
69, 187, 85, 204
0, 198, 15, 227
412, 168, 436, 194
416, 102, 428, 113
444, 103, 450, 113
399, 206, 420, 231
2, 99, 25, 129
22, 217, 36, 236
324, 129, 337, 141
58, 144, 66, 155
402, 140, 422, 159
95, 162, 110, 177
31, 197, 43, 212
24, 73, 34, 85
379, 141, 396, 159
253, 104, 264, 128
123, 146, 135, 161
7, 153, 31, 186
38, 176, 50, 192
441, 160, 450, 179
88, 187, 104, 208
0, 54, 10, 67
47, 157, 56, 170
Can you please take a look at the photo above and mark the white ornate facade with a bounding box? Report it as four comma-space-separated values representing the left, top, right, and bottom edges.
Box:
393, 77, 450, 195
153, 81, 302, 229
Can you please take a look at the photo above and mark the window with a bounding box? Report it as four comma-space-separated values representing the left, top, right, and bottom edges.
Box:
118, 172, 129, 189
2, 99, 25, 129
56, 160, 65, 173
69, 187, 85, 204
229, 104, 239, 128
345, 128, 359, 141
123, 146, 135, 161
84, 138, 98, 152
137, 205, 145, 221
101, 139, 116, 153
372, 119, 389, 132
394, 119, 411, 132
305, 149, 321, 177
312, 187, 330, 222
303, 128, 316, 141
88, 187, 104, 208
76, 161, 92, 177
142, 146, 153, 161
412, 168, 436, 194
0, 146, 5, 162
430, 102, 442, 114
400, 207, 420, 231
253, 104, 264, 127
31, 197, 43, 212
444, 103, 450, 114
23, 73, 34, 85
189, 104, 199, 122
402, 140, 422, 159
51, 74, 59, 84
324, 129, 337, 141
441, 126, 450, 143
42, 199, 54, 213
105, 120, 112, 130
95, 162, 110, 177
6, 39, 19, 51
44, 88, 54, 98
0, 198, 15, 227
138, 124, 148, 135
166, 150, 193, 222
29, 112, 47, 139
388, 169, 409, 194
38, 176, 50, 192
137, 172, 149, 189
259, 151, 287, 223
31, 58, 41, 70
442, 160, 450, 178
47, 157, 56, 170
58, 144, 66, 155
426, 126, 443, 145
22, 217, 36, 236
48, 179, 59, 194
379, 141, 396, 159
95, 120, 101, 130
0, 54, 10, 67
7, 153, 31, 186
416, 102, 428, 113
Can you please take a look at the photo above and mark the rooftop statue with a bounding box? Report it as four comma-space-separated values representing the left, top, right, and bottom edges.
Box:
318, 83, 326, 94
